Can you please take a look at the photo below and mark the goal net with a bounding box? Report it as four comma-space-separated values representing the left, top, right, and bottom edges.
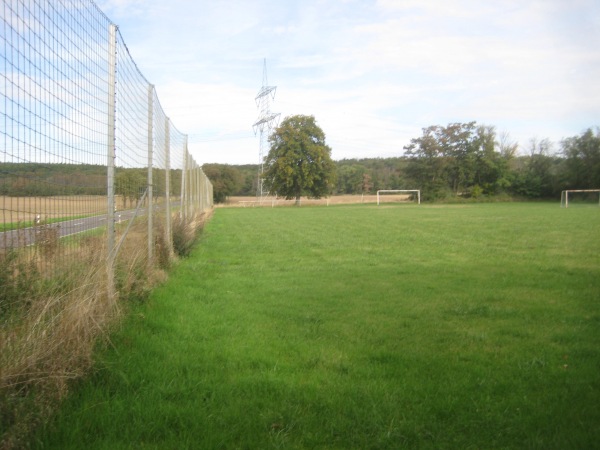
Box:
377, 190, 421, 205
560, 189, 600, 208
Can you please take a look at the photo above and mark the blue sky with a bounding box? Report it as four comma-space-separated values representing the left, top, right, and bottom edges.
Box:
97, 0, 600, 165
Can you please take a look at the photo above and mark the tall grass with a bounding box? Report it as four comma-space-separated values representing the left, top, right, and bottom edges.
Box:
1, 212, 206, 449
34, 203, 599, 449
0, 240, 117, 449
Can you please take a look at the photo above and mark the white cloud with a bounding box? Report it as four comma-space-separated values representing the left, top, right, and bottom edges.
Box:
92, 0, 600, 164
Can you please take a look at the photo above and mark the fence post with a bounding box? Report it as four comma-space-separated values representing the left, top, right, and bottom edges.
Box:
206, 173, 211, 210
196, 167, 201, 212
192, 155, 196, 212
165, 117, 173, 257
107, 23, 117, 298
192, 157, 197, 214
147, 85, 154, 264
200, 170, 203, 212
181, 140, 188, 219
199, 168, 204, 211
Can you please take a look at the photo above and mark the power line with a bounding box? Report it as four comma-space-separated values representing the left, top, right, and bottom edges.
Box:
252, 59, 280, 199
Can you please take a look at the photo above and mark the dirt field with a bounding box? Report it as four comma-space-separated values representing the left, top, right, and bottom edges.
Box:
1, 194, 414, 223
220, 194, 411, 207
1, 196, 131, 224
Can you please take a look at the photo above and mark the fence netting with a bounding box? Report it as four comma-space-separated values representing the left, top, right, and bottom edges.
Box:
1, 0, 213, 283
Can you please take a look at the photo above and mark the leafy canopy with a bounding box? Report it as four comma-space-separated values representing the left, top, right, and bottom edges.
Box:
404, 122, 514, 199
263, 115, 336, 202
561, 127, 600, 189
202, 164, 243, 203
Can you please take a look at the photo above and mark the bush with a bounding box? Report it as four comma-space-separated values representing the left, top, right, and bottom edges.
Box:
172, 212, 207, 258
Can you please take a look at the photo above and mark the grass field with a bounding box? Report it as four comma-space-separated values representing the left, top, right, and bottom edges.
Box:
34, 203, 600, 449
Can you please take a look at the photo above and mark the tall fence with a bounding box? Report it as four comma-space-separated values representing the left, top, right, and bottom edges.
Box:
0, 0, 213, 284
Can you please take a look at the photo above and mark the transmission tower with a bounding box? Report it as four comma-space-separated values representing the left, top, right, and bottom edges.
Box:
253, 59, 280, 200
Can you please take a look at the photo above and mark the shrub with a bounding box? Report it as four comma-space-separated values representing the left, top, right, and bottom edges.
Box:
172, 212, 207, 258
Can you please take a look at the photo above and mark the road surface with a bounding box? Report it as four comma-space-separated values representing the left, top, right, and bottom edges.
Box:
0, 208, 144, 249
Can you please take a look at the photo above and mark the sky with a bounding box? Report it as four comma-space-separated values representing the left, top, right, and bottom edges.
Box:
96, 0, 600, 165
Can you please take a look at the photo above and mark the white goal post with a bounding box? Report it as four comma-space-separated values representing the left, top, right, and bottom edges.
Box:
377, 190, 421, 205
561, 189, 600, 208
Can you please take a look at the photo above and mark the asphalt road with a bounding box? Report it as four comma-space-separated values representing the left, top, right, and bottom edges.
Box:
0, 208, 143, 249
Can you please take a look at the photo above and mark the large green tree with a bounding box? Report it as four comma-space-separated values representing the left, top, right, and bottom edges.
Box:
263, 115, 336, 205
404, 122, 514, 199
511, 138, 560, 198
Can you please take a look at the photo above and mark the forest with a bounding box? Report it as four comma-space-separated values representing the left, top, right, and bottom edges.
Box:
1, 125, 598, 203
0, 163, 107, 196
0, 163, 182, 206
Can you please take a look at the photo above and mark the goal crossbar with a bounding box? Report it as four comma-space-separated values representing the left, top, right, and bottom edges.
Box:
377, 189, 421, 206
561, 189, 600, 208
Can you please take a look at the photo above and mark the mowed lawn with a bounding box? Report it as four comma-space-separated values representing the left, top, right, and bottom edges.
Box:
36, 203, 600, 449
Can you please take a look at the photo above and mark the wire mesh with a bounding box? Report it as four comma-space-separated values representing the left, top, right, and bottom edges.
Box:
1, 0, 212, 282
1, 0, 112, 270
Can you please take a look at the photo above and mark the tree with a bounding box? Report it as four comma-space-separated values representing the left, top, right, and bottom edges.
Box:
472, 125, 512, 195
511, 138, 559, 198
442, 121, 478, 194
561, 128, 600, 189
404, 125, 451, 199
361, 173, 373, 194
335, 163, 364, 194
497, 131, 518, 159
404, 122, 515, 199
202, 164, 243, 203
115, 169, 145, 208
263, 115, 336, 205
404, 123, 479, 198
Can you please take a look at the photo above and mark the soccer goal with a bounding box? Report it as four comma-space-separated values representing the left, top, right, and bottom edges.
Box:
560, 189, 600, 208
377, 190, 421, 206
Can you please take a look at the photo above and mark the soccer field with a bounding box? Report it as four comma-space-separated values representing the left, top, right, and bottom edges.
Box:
37, 203, 600, 449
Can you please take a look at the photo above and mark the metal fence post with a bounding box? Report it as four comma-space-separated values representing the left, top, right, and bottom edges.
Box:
165, 117, 173, 257
201, 171, 205, 211
192, 160, 198, 214
147, 85, 154, 263
181, 141, 188, 219
107, 23, 117, 297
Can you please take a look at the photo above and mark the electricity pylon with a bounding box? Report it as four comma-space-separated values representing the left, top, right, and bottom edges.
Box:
252, 59, 280, 200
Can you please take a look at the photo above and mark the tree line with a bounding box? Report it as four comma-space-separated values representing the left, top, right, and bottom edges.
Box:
403, 123, 599, 200
2, 123, 598, 203
205, 123, 599, 202
0, 163, 107, 196
0, 163, 182, 206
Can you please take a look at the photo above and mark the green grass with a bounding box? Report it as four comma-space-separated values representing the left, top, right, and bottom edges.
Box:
33, 203, 600, 449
